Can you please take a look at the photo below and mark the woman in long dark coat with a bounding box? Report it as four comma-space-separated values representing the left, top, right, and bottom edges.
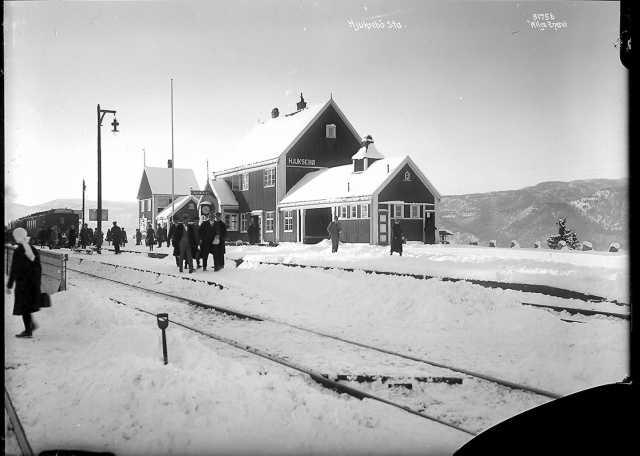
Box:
390, 220, 405, 256
145, 224, 156, 251
6, 228, 42, 338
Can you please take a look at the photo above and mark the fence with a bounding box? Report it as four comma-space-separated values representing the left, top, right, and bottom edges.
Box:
4, 244, 67, 294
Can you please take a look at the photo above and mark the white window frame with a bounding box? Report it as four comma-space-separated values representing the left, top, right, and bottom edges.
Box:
350, 204, 357, 219
404, 170, 412, 182
241, 173, 249, 191
240, 213, 248, 233
283, 211, 293, 232
226, 214, 238, 232
326, 124, 336, 139
361, 203, 370, 219
263, 167, 276, 188
410, 204, 420, 219
340, 205, 348, 219
394, 204, 404, 219
265, 211, 275, 232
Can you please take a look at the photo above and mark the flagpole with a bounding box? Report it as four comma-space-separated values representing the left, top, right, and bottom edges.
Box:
171, 78, 175, 222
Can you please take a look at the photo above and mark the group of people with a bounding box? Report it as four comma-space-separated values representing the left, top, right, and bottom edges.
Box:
36, 225, 77, 249
142, 212, 227, 273
327, 215, 405, 255
106, 226, 128, 249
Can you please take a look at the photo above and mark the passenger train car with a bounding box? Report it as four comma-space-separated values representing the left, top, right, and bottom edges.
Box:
8, 208, 80, 242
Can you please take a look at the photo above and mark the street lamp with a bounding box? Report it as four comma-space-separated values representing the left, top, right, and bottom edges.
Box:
96, 104, 119, 253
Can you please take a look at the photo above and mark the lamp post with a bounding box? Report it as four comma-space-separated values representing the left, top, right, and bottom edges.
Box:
96, 104, 119, 253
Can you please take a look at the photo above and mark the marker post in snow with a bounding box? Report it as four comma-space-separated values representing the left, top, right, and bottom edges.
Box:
157, 313, 169, 365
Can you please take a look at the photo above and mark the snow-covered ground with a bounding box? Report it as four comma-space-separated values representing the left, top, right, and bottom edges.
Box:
4, 241, 629, 455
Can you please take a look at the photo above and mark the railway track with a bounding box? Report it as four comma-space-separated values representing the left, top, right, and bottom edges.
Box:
66, 261, 570, 435
71, 257, 631, 322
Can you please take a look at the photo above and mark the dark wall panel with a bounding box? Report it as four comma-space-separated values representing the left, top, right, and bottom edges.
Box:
340, 219, 370, 243
378, 164, 435, 204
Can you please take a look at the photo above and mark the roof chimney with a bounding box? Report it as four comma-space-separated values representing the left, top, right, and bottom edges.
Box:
296, 93, 307, 111
168, 159, 173, 168
362, 134, 374, 151
271, 107, 279, 118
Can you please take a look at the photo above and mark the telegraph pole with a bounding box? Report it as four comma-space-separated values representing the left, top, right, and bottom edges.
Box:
170, 78, 175, 222
82, 179, 86, 227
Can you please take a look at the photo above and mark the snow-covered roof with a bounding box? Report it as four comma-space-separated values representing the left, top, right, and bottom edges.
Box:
215, 98, 361, 173
280, 157, 406, 207
156, 195, 198, 220
210, 179, 239, 207
351, 143, 384, 160
144, 167, 200, 195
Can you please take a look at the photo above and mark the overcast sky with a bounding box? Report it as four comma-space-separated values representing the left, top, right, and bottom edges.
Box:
4, 0, 627, 206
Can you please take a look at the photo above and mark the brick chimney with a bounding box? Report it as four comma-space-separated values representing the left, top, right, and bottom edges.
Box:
271, 107, 279, 118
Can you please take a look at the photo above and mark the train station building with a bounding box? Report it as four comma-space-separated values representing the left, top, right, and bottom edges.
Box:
203, 95, 440, 245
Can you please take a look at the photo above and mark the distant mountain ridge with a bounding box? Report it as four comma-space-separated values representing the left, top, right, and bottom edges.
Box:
5, 178, 628, 250
436, 178, 628, 250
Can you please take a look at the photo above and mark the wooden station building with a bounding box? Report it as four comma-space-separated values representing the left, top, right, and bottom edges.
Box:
206, 95, 440, 245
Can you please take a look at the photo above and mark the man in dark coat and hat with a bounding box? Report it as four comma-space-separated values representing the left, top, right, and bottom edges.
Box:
390, 219, 405, 256
326, 215, 342, 253
198, 214, 215, 271
211, 212, 227, 271
110, 221, 122, 254
6, 228, 42, 338
172, 216, 194, 273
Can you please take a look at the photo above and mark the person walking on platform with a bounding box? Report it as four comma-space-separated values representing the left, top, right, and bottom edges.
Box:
79, 224, 89, 249
68, 226, 77, 248
110, 221, 122, 254
145, 224, 155, 252
327, 215, 342, 253
157, 224, 165, 248
211, 212, 227, 271
122, 228, 128, 247
189, 220, 201, 269
198, 214, 215, 271
106, 228, 112, 246
135, 228, 142, 246
6, 228, 42, 338
172, 216, 194, 273
168, 221, 177, 249
390, 220, 405, 256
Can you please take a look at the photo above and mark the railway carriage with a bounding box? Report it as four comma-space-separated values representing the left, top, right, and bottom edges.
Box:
8, 208, 80, 244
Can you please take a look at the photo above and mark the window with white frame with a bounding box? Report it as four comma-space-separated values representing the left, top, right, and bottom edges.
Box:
350, 205, 357, 219
240, 213, 248, 232
284, 211, 293, 232
361, 203, 370, 219
394, 204, 404, 218
263, 168, 276, 187
265, 211, 275, 232
326, 124, 336, 139
225, 214, 238, 231
339, 205, 348, 219
404, 170, 412, 182
241, 173, 249, 191
410, 204, 420, 219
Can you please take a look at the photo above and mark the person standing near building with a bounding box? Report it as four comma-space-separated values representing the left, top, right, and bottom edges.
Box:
198, 214, 215, 271
189, 220, 201, 269
68, 226, 77, 248
106, 228, 112, 246
327, 215, 342, 253
390, 219, 405, 256
145, 224, 155, 252
122, 228, 128, 247
176, 216, 194, 273
211, 212, 227, 271
110, 221, 122, 254
157, 224, 166, 248
6, 228, 42, 338
135, 228, 142, 246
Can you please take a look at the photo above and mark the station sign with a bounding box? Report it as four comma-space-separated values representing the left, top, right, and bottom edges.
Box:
190, 190, 209, 196
89, 209, 109, 221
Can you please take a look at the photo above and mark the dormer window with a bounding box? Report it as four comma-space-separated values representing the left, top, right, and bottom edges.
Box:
353, 159, 364, 173
404, 171, 412, 182
326, 124, 336, 139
